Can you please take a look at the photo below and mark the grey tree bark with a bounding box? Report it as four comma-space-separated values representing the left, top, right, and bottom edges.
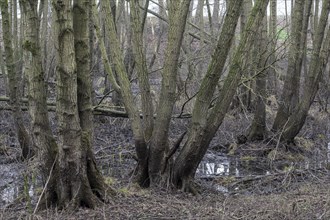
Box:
20, 0, 57, 207
247, 11, 268, 141
173, 0, 269, 192
43, 0, 115, 208
0, 0, 33, 159
272, 0, 307, 132
280, 0, 330, 142
268, 0, 277, 95
148, 0, 192, 185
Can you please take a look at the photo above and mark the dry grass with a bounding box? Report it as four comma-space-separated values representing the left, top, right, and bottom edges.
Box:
1, 151, 329, 218
0, 101, 329, 220
1, 167, 329, 220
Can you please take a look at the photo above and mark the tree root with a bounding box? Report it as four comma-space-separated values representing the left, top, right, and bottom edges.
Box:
180, 178, 199, 195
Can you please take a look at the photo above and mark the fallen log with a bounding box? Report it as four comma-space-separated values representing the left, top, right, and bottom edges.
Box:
0, 96, 192, 118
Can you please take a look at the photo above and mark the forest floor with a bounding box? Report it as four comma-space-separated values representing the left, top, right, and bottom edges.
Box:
0, 102, 330, 219
2, 178, 330, 219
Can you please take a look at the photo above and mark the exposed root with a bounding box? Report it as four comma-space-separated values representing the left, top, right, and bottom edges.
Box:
88, 154, 116, 194
35, 152, 115, 211
180, 178, 199, 195
133, 139, 150, 187
133, 162, 150, 188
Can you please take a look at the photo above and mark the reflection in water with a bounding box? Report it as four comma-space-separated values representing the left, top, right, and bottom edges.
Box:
1, 143, 330, 204
199, 162, 229, 176
2, 186, 19, 204
197, 153, 232, 177
198, 144, 330, 193
1, 184, 34, 206
0, 162, 36, 206
301, 142, 330, 170
198, 143, 330, 178
197, 153, 268, 177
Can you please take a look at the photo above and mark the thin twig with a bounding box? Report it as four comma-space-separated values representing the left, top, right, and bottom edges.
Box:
33, 154, 58, 214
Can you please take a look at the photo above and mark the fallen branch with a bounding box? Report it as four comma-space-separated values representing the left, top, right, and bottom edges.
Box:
0, 96, 192, 118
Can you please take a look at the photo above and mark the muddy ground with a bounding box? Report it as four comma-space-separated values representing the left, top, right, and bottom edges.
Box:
0, 103, 329, 219
2, 179, 330, 219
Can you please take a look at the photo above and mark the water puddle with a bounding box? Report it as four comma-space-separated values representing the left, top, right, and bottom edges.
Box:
196, 153, 269, 178
1, 143, 329, 205
0, 163, 36, 207
197, 142, 330, 193
198, 161, 230, 176
196, 153, 234, 177
198, 142, 330, 177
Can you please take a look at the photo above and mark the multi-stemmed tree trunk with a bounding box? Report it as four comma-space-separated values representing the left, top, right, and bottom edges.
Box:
94, 0, 270, 192
172, 0, 269, 191
272, 0, 307, 132
93, 0, 148, 186
53, 0, 88, 207
17, 0, 116, 209
97, 0, 269, 191
170, 0, 244, 189
148, 0, 191, 185
0, 0, 33, 159
280, 0, 330, 142
51, 0, 115, 208
93, 0, 192, 186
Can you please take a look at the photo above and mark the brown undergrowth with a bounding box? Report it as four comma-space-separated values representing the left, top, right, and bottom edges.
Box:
1, 169, 329, 219
0, 101, 329, 219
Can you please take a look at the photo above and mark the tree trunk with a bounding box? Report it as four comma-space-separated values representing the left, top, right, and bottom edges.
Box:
195, 0, 206, 82
172, 0, 269, 192
272, 0, 306, 132
247, 11, 268, 141
296, 0, 313, 92
93, 0, 148, 186
268, 0, 277, 95
148, 0, 166, 70
74, 0, 112, 205
20, 0, 58, 207
239, 0, 252, 110
314, 0, 320, 36
12, 0, 18, 51
88, 0, 97, 104
49, 0, 115, 209
212, 0, 220, 32
281, 0, 330, 143
0, 0, 33, 159
148, 0, 191, 185
129, 0, 154, 141
40, 0, 49, 73
0, 21, 8, 95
